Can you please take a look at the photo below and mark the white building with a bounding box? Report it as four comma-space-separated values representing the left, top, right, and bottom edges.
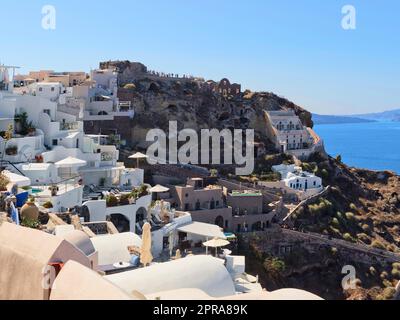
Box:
265, 110, 323, 159
0, 64, 140, 212
272, 164, 323, 198
28, 82, 66, 101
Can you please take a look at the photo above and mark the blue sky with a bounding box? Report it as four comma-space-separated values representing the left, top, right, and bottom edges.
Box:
2, 0, 399, 115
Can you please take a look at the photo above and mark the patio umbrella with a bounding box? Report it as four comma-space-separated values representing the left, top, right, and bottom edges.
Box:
55, 157, 87, 178
149, 184, 170, 193
140, 222, 153, 266
129, 152, 148, 168
203, 238, 230, 256
150, 185, 169, 200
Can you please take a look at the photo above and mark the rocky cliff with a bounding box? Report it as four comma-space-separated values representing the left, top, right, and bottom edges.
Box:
95, 61, 313, 150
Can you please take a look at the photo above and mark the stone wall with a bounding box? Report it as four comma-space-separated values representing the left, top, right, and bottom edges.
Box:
243, 227, 400, 266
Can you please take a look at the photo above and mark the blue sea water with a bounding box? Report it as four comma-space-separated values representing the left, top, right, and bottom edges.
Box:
314, 122, 400, 174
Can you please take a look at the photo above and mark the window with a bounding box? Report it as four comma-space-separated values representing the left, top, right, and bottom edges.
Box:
39, 87, 43, 92
51, 87, 55, 92
52, 139, 58, 146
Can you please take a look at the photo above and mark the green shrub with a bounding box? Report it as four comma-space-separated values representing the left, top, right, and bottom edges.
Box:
329, 226, 341, 236
106, 194, 118, 207
371, 240, 386, 250
382, 279, 393, 288
345, 212, 355, 220
331, 217, 340, 228
392, 262, 400, 270
119, 194, 131, 206
308, 198, 333, 216
343, 233, 355, 242
349, 203, 357, 211
391, 268, 400, 279
379, 287, 396, 300
263, 257, 286, 276
380, 271, 389, 280
357, 233, 370, 244
362, 224, 371, 233
21, 217, 41, 229
123, 83, 136, 90
260, 172, 281, 182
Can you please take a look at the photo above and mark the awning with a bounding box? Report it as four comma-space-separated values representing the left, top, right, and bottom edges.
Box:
177, 222, 226, 239
2, 170, 31, 188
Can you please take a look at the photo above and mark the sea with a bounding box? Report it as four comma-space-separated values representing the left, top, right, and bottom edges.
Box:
314, 121, 400, 174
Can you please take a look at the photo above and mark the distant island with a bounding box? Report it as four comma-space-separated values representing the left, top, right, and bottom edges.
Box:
313, 108, 400, 125
312, 114, 375, 125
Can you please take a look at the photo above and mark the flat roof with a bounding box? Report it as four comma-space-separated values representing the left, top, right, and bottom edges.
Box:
230, 190, 262, 197
22, 163, 53, 170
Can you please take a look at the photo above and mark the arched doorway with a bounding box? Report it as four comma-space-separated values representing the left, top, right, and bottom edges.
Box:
215, 216, 224, 229
79, 205, 90, 222
109, 214, 130, 233
136, 207, 147, 225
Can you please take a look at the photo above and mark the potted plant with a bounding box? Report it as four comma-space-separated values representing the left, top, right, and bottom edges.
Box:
15, 112, 35, 136
21, 217, 41, 229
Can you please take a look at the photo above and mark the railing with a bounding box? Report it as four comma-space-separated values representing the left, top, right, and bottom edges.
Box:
60, 122, 79, 131
31, 176, 83, 198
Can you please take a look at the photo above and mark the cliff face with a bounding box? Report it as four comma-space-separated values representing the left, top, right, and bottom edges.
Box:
100, 61, 313, 150
291, 153, 400, 243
